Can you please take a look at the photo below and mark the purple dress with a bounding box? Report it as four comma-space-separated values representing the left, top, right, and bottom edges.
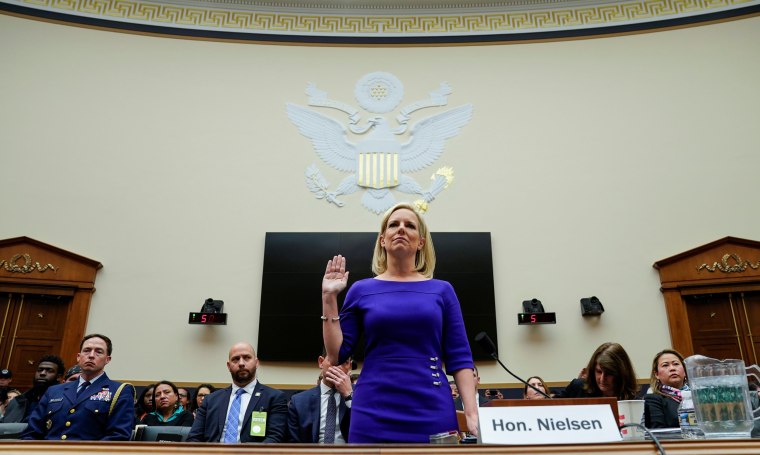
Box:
338, 278, 474, 443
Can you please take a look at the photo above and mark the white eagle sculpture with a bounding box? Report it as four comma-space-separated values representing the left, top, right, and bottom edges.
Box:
286, 72, 473, 214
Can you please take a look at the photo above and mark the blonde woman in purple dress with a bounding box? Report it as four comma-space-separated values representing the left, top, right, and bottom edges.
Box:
322, 202, 479, 442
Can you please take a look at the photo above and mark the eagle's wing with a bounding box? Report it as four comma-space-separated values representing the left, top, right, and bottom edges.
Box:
286, 103, 356, 173
399, 104, 473, 173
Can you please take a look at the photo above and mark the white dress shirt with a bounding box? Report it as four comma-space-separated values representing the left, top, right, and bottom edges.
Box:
318, 381, 346, 444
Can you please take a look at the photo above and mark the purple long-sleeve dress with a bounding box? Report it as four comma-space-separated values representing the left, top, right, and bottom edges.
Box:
338, 278, 474, 443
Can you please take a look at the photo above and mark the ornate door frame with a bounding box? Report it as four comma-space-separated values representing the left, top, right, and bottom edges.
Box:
0, 237, 102, 367
653, 236, 760, 357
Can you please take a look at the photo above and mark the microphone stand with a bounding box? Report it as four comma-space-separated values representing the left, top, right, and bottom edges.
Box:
488, 352, 552, 399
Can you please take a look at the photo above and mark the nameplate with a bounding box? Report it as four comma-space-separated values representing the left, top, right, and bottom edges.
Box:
478, 404, 622, 445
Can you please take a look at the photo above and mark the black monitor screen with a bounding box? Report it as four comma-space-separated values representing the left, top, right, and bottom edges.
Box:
257, 232, 497, 362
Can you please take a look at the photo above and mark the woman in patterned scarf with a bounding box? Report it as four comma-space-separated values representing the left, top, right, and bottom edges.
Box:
644, 349, 688, 428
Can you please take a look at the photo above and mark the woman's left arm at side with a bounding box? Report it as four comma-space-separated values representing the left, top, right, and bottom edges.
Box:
453, 368, 479, 436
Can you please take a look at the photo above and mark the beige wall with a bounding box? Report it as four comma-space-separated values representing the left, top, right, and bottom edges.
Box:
1, 14, 759, 387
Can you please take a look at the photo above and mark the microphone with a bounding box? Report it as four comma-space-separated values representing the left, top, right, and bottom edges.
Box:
474, 331, 551, 399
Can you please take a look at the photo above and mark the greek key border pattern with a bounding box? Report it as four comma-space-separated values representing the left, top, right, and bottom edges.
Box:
11, 0, 757, 34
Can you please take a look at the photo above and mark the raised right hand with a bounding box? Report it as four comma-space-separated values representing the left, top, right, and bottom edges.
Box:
322, 255, 349, 295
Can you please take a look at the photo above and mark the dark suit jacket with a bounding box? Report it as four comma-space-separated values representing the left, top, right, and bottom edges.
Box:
644, 393, 679, 428
187, 382, 287, 443
287, 384, 350, 443
20, 373, 135, 441
555, 378, 595, 398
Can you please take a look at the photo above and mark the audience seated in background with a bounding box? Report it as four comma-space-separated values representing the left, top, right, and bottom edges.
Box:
556, 342, 639, 400
288, 351, 353, 443
64, 365, 82, 383
455, 367, 489, 411
0, 390, 21, 420
136, 383, 156, 422
1, 355, 64, 423
523, 376, 550, 399
0, 369, 12, 396
177, 388, 190, 411
190, 384, 215, 418
449, 380, 459, 402
643, 349, 687, 428
141, 380, 194, 427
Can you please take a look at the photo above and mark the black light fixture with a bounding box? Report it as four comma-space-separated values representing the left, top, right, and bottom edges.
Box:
189, 298, 228, 325
200, 298, 224, 313
518, 298, 556, 325
580, 296, 604, 316
522, 298, 545, 314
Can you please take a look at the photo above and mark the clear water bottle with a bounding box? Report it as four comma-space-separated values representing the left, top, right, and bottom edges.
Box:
678, 390, 704, 439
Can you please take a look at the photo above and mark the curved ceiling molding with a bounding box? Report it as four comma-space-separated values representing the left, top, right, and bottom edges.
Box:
1, 0, 758, 43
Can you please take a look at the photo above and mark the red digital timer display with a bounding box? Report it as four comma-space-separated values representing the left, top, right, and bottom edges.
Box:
188, 312, 228, 325
517, 312, 556, 325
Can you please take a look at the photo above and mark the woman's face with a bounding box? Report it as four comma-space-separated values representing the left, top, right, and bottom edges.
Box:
143, 387, 155, 407
525, 378, 547, 399
380, 209, 423, 256
655, 353, 686, 389
154, 384, 177, 412
196, 387, 211, 407
594, 363, 617, 397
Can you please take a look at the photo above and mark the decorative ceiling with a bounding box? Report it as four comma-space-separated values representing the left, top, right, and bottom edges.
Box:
1, 0, 758, 43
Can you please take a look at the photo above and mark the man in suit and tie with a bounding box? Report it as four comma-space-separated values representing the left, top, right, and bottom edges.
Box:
187, 342, 287, 443
21, 334, 135, 440
288, 351, 352, 443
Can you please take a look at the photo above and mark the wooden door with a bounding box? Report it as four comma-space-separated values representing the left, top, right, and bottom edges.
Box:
685, 291, 760, 366
736, 292, 760, 366
0, 292, 70, 390
685, 293, 741, 361
654, 236, 760, 359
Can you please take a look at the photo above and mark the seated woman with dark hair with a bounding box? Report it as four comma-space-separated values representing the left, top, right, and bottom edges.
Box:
523, 376, 550, 400
135, 383, 155, 422
557, 342, 640, 400
644, 349, 687, 428
141, 380, 194, 427
189, 383, 216, 418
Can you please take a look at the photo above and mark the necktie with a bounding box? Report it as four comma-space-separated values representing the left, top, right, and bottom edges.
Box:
77, 381, 91, 398
223, 388, 245, 443
323, 389, 337, 443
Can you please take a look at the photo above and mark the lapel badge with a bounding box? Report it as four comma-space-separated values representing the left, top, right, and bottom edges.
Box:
255, 392, 261, 397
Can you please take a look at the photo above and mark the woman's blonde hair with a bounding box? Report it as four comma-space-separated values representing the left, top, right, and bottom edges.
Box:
371, 202, 436, 278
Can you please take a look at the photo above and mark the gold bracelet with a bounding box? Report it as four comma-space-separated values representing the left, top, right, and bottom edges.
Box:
320, 315, 340, 321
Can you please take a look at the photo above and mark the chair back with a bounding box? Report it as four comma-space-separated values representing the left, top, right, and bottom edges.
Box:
0, 422, 27, 439
135, 425, 191, 442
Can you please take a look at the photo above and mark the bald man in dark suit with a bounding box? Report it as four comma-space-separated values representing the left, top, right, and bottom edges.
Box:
187, 342, 287, 443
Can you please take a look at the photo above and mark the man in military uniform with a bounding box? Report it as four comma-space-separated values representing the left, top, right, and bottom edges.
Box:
21, 333, 135, 441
